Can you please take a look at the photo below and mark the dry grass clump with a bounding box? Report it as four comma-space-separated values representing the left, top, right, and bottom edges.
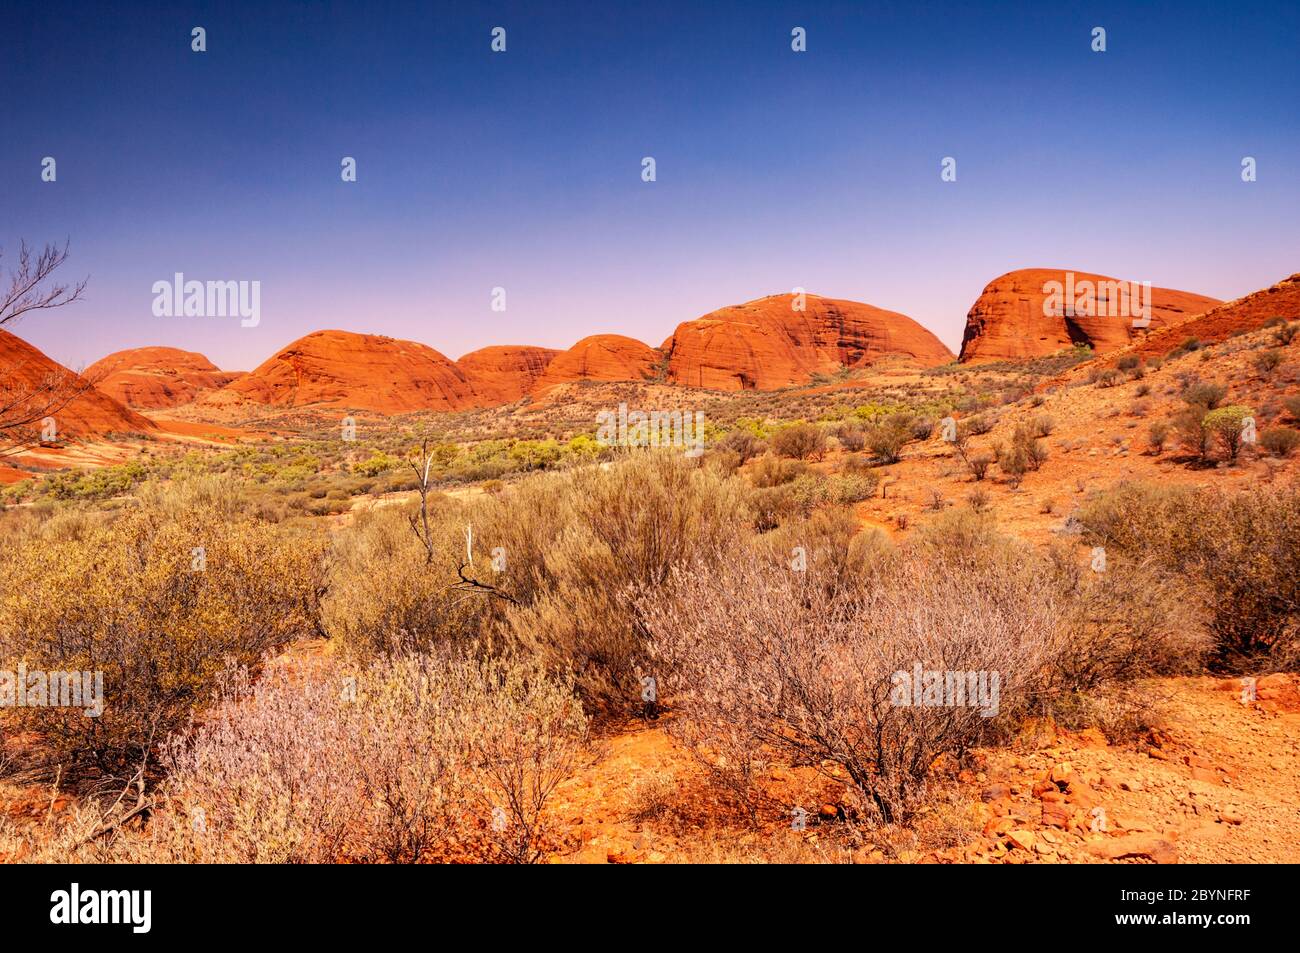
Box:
0, 480, 327, 774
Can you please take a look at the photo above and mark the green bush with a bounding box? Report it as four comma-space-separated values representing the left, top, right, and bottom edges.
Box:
1201, 405, 1254, 461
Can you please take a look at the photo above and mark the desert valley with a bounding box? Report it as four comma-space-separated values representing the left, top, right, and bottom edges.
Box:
3, 262, 1298, 865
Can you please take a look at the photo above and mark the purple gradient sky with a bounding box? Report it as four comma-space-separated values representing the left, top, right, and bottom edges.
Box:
4, 0, 1297, 372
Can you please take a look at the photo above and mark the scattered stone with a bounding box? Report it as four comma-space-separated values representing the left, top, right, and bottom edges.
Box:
1049, 762, 1074, 784
1032, 779, 1057, 798
1085, 834, 1178, 865
1042, 800, 1073, 829
1006, 829, 1037, 851
983, 816, 1015, 837
981, 783, 1012, 802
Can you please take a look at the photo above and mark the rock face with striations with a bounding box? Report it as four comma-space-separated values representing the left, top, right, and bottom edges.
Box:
958, 269, 1221, 364
661, 293, 953, 391
0, 329, 156, 439
456, 345, 561, 404
85, 346, 244, 409
531, 334, 661, 394
224, 329, 479, 412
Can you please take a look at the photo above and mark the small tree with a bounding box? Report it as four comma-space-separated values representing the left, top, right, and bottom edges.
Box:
1171, 408, 1211, 461
1202, 405, 1254, 461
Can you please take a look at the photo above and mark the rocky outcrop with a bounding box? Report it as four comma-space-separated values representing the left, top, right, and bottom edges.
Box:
84, 346, 244, 409
958, 269, 1221, 364
456, 345, 560, 404
224, 330, 479, 412
531, 334, 661, 394
662, 293, 953, 391
0, 329, 156, 439
1134, 273, 1300, 359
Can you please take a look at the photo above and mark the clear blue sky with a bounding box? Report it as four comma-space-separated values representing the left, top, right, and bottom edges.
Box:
4, 0, 1297, 371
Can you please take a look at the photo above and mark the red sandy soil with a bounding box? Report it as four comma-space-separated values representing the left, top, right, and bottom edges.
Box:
538, 675, 1300, 864
145, 416, 254, 442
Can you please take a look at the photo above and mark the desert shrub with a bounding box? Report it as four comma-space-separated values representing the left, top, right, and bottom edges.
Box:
910, 417, 935, 440
508, 439, 561, 471
1044, 547, 1209, 694
1181, 380, 1227, 409
0, 489, 328, 773
1260, 427, 1300, 458
1030, 415, 1056, 437
353, 451, 401, 477
913, 507, 1004, 557
865, 421, 909, 464
747, 454, 807, 488
703, 448, 743, 478
642, 549, 1067, 823
1170, 407, 1211, 460
1076, 482, 1300, 668
323, 502, 492, 658
142, 649, 586, 863
748, 484, 800, 532
967, 452, 993, 481
834, 420, 867, 452
784, 473, 832, 512
1253, 349, 1284, 375
964, 414, 994, 436
1286, 396, 1300, 422
828, 470, 879, 504
716, 428, 765, 463
1202, 405, 1254, 461
755, 507, 887, 601
502, 454, 748, 703
1147, 421, 1170, 452
1096, 369, 1125, 388
1273, 321, 1298, 346
1117, 355, 1141, 371
770, 422, 826, 460
994, 423, 1046, 484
